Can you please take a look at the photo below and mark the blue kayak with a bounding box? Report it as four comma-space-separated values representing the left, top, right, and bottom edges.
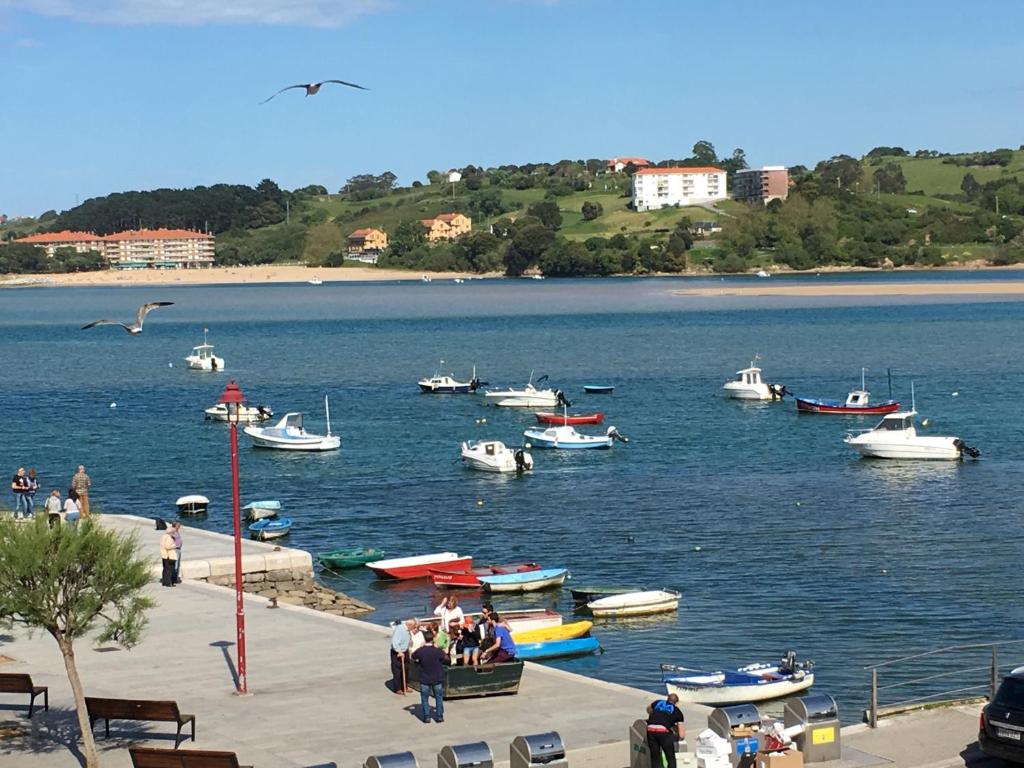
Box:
247, 517, 293, 540
516, 636, 601, 661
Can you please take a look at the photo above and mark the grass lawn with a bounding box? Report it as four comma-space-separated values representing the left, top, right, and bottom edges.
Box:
865, 150, 1024, 196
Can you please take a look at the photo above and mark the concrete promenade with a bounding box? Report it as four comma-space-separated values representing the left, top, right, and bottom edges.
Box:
0, 517, 996, 768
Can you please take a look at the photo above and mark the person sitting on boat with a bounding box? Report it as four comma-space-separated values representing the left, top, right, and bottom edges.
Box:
646, 693, 685, 768
480, 612, 517, 663
433, 595, 464, 629
459, 617, 480, 666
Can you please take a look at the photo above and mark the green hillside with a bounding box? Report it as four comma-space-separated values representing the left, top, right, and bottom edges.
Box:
862, 149, 1024, 197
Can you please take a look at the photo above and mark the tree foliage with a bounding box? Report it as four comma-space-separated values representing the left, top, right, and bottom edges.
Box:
0, 517, 154, 768
581, 201, 603, 221
526, 201, 562, 230
340, 171, 398, 201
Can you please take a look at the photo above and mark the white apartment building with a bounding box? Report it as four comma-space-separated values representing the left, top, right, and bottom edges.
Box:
631, 166, 727, 212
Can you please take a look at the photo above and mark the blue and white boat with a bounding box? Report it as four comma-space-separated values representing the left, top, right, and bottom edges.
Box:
479, 567, 569, 592
242, 499, 281, 520
516, 636, 601, 661
248, 517, 293, 540
243, 397, 341, 452
522, 425, 627, 450
418, 363, 484, 394
660, 651, 815, 705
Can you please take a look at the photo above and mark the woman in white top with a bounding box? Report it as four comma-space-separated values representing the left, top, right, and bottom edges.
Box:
63, 489, 83, 523
433, 595, 464, 629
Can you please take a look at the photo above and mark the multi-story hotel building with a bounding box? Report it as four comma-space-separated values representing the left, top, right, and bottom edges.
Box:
12, 230, 105, 257
15, 228, 215, 269
631, 167, 727, 212
419, 213, 472, 243
732, 166, 790, 204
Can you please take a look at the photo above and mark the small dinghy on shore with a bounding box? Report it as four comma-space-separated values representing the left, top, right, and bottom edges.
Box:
661, 650, 815, 705
587, 589, 680, 617
248, 517, 293, 540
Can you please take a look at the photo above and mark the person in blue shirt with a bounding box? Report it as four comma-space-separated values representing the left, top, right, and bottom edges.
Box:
481, 613, 517, 663
390, 618, 415, 694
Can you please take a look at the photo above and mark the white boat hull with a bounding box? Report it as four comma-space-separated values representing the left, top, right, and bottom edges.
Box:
723, 383, 772, 400
666, 672, 814, 705
588, 589, 681, 617
186, 357, 225, 372
461, 441, 533, 473
590, 598, 679, 617
204, 404, 273, 424
253, 528, 291, 540
846, 438, 962, 460
244, 428, 341, 451
482, 573, 567, 592
494, 395, 559, 408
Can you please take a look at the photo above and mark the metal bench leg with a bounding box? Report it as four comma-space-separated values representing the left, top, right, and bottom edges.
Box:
175, 723, 183, 749
105, 718, 110, 739
43, 689, 48, 712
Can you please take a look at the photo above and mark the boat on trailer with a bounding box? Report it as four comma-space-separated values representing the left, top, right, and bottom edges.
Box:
661, 651, 815, 705
796, 368, 900, 415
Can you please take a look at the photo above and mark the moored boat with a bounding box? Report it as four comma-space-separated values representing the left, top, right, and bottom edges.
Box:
723, 359, 788, 401
516, 636, 601, 661
795, 369, 900, 415
248, 517, 293, 540
570, 585, 645, 604
479, 567, 568, 592
460, 440, 533, 473
430, 562, 541, 588
522, 425, 626, 449
463, 608, 562, 633
485, 373, 562, 408
184, 329, 225, 372
175, 494, 209, 515
511, 620, 593, 644
843, 409, 979, 461
661, 651, 815, 705
583, 385, 614, 394
204, 403, 274, 424
243, 397, 340, 451
534, 411, 604, 426
367, 552, 473, 580
318, 547, 385, 570
418, 363, 484, 394
242, 499, 281, 520
587, 589, 681, 617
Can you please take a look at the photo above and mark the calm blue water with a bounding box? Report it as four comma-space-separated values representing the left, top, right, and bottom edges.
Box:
2, 273, 1023, 720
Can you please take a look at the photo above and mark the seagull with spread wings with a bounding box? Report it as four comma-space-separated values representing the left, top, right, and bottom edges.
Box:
81, 301, 174, 334
260, 79, 368, 105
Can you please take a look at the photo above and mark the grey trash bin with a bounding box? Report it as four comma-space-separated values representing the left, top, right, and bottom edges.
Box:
709, 704, 760, 767
439, 741, 493, 768
510, 731, 568, 768
783, 693, 840, 763
364, 752, 419, 768
629, 718, 652, 768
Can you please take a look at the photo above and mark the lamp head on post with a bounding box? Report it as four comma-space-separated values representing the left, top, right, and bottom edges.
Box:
218, 380, 246, 424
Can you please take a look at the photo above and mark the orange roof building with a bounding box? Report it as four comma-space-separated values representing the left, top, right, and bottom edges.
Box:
607, 157, 651, 173
420, 212, 471, 243
101, 228, 215, 269
13, 230, 105, 257
347, 228, 388, 262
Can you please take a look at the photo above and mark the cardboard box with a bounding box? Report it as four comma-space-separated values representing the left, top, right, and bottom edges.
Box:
697, 756, 731, 768
756, 749, 804, 768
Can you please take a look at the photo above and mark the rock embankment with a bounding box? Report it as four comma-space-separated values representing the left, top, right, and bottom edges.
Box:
204, 568, 373, 617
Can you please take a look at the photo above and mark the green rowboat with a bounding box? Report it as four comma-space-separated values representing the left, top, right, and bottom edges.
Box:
318, 547, 385, 570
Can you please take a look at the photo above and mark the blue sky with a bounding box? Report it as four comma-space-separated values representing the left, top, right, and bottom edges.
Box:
2, 0, 1023, 216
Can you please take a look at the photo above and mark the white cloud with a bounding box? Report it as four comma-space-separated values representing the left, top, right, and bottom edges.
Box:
2, 0, 395, 28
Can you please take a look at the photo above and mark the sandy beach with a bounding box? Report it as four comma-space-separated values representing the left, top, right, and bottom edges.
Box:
0, 264, 487, 288
673, 281, 1024, 297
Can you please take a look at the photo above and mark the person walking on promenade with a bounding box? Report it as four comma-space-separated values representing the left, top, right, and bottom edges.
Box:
390, 618, 415, 695
646, 693, 686, 768
411, 630, 447, 723
480, 613, 517, 663
170, 521, 184, 584
71, 465, 91, 517
25, 469, 39, 517
159, 527, 177, 587
63, 489, 82, 525
44, 489, 63, 526
11, 467, 29, 520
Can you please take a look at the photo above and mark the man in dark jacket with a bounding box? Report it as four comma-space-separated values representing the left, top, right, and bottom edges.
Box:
412, 631, 447, 723
646, 693, 685, 768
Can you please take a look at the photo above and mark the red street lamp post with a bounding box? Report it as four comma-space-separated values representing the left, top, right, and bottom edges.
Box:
217, 380, 248, 695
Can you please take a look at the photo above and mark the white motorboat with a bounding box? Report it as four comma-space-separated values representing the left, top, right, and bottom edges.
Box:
844, 409, 978, 460
486, 373, 562, 408
461, 440, 533, 473
244, 397, 341, 452
419, 364, 484, 393
587, 589, 681, 617
184, 329, 225, 372
175, 494, 209, 515
661, 651, 815, 705
723, 359, 787, 401
308, 278, 323, 285
204, 403, 274, 424
522, 425, 627, 450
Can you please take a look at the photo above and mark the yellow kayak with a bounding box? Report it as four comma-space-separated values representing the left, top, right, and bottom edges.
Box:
512, 620, 593, 644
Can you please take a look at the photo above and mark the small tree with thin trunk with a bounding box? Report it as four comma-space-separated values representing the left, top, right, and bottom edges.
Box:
0, 517, 154, 768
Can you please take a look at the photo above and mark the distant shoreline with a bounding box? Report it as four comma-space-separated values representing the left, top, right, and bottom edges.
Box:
0, 260, 1021, 289
673, 281, 1024, 297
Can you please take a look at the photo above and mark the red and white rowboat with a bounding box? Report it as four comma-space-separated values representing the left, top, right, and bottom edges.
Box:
366, 552, 472, 580
534, 411, 604, 426
430, 562, 541, 588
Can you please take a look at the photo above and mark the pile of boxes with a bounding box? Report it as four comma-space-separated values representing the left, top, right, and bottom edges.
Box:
695, 729, 732, 768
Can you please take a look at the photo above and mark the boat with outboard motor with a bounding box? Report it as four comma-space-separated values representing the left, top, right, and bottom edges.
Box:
460, 440, 533, 473
844, 410, 979, 460
204, 403, 274, 423
661, 650, 815, 705
184, 329, 225, 372
485, 373, 563, 408
796, 368, 900, 415
522, 424, 627, 449
418, 363, 485, 393
243, 397, 341, 451
723, 358, 788, 401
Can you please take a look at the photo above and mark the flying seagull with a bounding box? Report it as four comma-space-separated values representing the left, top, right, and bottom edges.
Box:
81, 301, 174, 334
260, 79, 368, 105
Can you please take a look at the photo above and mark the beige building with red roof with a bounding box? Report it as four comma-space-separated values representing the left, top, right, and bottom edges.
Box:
631, 166, 727, 212
607, 156, 651, 173
420, 213, 471, 243
13, 230, 105, 257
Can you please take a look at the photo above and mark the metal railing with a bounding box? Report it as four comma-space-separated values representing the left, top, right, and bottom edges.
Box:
865, 639, 1024, 727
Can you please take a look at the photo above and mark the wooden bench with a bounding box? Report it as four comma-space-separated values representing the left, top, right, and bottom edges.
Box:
85, 697, 195, 748
0, 673, 49, 718
129, 747, 252, 768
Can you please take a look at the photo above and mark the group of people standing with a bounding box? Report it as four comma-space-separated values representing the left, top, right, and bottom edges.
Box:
10, 465, 91, 525
389, 596, 519, 724
159, 521, 184, 587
